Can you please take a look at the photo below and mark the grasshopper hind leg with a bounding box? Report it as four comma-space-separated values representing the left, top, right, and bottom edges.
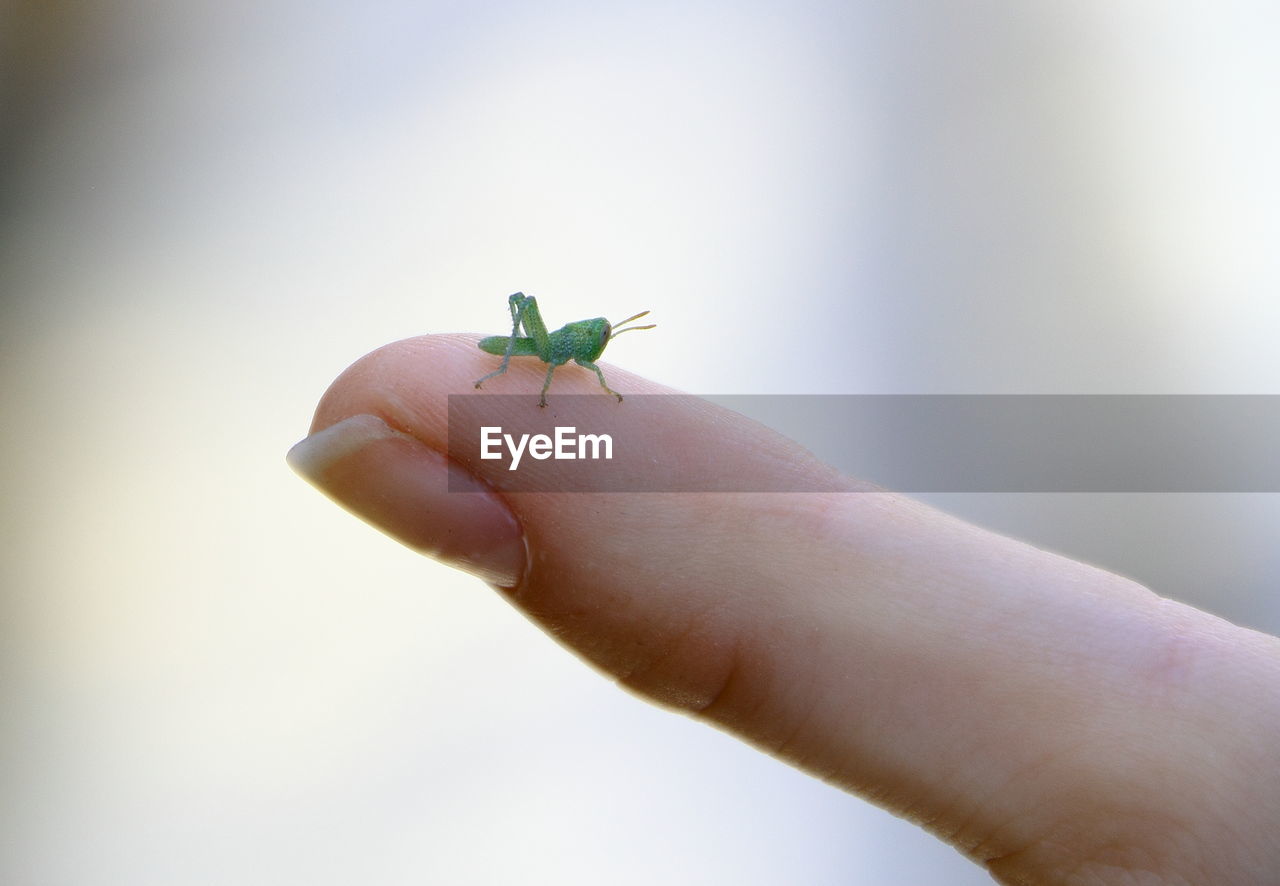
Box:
475, 295, 531, 389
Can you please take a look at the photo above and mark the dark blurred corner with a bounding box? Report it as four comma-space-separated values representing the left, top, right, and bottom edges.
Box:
1, 1, 96, 207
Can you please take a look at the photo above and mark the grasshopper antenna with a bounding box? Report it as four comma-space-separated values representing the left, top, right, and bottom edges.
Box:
610, 310, 656, 339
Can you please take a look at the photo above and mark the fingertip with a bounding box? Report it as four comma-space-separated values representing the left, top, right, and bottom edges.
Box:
288, 412, 528, 587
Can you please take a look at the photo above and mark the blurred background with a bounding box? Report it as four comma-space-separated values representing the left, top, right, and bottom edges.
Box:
2, 1, 1277, 883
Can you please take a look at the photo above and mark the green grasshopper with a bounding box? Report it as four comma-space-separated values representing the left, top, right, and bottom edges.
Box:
474, 292, 655, 407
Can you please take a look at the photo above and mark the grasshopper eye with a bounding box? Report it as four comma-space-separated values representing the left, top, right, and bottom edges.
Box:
599, 322, 612, 348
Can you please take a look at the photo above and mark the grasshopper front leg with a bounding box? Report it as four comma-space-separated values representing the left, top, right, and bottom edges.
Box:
574, 358, 623, 402
538, 362, 557, 407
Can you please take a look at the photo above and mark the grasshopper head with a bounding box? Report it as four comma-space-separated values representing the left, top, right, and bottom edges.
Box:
573, 311, 655, 362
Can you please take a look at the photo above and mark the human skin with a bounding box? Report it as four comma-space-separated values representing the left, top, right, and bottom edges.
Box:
288, 334, 1280, 885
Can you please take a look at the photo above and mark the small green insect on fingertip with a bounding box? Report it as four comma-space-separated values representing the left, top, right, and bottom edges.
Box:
473, 293, 655, 406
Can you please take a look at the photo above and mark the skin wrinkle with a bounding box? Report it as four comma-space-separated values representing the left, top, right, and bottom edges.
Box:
704, 624, 810, 754
625, 589, 754, 713
613, 602, 713, 698
992, 683, 1226, 873
683, 632, 749, 720
963, 739, 1097, 868
905, 702, 1037, 847
765, 682, 836, 782
985, 774, 1205, 885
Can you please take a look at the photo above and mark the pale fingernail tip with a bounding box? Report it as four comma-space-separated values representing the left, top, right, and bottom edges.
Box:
454, 533, 529, 589
287, 412, 529, 588
286, 414, 399, 479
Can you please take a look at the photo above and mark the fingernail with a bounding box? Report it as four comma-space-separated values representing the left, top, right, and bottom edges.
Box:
286, 414, 527, 587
